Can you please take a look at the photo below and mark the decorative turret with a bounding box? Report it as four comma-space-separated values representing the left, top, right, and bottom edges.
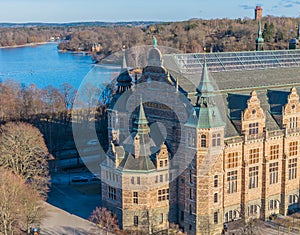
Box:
186, 53, 225, 129
116, 47, 132, 93
133, 98, 150, 135
148, 36, 163, 67
256, 20, 264, 51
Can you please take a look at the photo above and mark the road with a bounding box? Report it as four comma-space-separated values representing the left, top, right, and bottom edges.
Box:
41, 202, 100, 235
40, 170, 110, 234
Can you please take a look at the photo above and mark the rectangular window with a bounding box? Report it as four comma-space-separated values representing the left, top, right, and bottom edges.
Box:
137, 177, 140, 185
249, 122, 258, 135
108, 186, 116, 200
160, 175, 163, 182
289, 141, 298, 156
133, 191, 138, 204
160, 161, 163, 167
133, 216, 138, 226
289, 117, 298, 129
158, 188, 169, 201
249, 166, 259, 189
249, 148, 259, 164
227, 170, 237, 193
131, 176, 135, 184
201, 134, 206, 148
159, 213, 163, 224
288, 158, 297, 180
269, 162, 279, 184
248, 205, 258, 216
270, 145, 279, 160
212, 133, 221, 147
214, 212, 218, 224
189, 188, 193, 200
189, 170, 193, 184
214, 175, 218, 188
214, 193, 218, 203
289, 195, 297, 204
227, 152, 238, 168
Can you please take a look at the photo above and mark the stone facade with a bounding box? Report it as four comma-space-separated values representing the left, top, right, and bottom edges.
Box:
100, 46, 300, 235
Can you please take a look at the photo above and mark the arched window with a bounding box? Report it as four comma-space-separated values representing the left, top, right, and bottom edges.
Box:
201, 134, 206, 147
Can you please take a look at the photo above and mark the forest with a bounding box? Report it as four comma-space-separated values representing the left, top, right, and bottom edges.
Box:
1, 16, 300, 61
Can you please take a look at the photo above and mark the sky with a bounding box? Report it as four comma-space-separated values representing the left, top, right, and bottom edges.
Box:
1, 0, 300, 23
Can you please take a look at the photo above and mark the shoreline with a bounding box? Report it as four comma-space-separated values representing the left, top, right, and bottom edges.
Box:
0, 41, 55, 49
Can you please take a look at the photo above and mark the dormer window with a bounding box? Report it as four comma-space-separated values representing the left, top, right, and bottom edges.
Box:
249, 122, 258, 135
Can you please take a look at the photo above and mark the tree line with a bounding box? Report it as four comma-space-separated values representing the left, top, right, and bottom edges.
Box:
1, 16, 299, 59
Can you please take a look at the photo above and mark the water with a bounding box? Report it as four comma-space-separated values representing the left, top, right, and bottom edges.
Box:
0, 43, 119, 89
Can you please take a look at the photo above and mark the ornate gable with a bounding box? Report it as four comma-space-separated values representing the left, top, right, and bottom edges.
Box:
283, 87, 300, 131
156, 143, 169, 169
242, 91, 265, 138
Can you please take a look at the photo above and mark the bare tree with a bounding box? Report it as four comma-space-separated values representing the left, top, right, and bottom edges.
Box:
88, 207, 120, 235
0, 122, 51, 196
0, 168, 45, 235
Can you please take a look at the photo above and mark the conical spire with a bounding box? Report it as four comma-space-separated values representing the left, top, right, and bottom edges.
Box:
134, 98, 150, 134
121, 47, 127, 73
196, 51, 215, 98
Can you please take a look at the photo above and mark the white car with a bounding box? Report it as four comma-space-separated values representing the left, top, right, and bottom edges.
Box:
87, 139, 98, 145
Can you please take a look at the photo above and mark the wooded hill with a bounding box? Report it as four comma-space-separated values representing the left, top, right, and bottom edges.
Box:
1, 16, 300, 59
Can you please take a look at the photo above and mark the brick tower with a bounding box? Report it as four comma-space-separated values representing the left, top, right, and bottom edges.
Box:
255, 6, 262, 20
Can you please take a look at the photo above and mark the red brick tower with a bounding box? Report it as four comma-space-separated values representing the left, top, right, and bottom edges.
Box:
255, 6, 262, 20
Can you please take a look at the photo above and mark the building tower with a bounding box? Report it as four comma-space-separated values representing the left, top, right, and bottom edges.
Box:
256, 20, 264, 51
179, 55, 225, 234
255, 6, 262, 20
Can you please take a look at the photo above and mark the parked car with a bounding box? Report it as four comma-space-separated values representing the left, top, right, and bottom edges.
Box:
90, 175, 101, 182
87, 139, 98, 145
71, 176, 89, 182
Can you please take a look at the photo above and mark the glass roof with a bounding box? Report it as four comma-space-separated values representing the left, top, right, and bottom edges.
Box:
166, 49, 300, 74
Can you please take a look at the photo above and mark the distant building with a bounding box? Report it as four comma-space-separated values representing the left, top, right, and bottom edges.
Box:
289, 22, 300, 49
255, 6, 263, 20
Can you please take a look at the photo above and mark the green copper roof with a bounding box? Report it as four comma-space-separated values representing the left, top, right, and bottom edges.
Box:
196, 57, 215, 97
133, 98, 150, 134
185, 105, 225, 129
256, 20, 264, 43
186, 55, 225, 129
